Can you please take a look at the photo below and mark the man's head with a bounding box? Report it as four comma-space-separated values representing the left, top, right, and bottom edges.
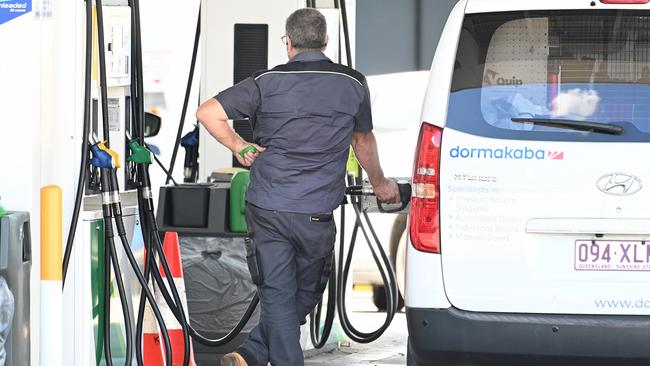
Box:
285, 8, 328, 59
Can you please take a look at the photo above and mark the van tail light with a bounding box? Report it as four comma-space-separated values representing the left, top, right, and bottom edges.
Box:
409, 122, 443, 253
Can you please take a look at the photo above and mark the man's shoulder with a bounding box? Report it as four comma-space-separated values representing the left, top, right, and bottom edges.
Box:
253, 61, 367, 87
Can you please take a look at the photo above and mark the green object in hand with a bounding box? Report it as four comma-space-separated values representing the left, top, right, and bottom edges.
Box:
238, 145, 258, 158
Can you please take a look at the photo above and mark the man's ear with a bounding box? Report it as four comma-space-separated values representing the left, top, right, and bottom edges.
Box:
322, 34, 329, 50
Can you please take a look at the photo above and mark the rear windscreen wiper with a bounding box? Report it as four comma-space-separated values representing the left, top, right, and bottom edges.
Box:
511, 117, 624, 135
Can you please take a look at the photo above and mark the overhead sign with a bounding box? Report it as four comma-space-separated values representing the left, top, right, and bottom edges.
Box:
0, 0, 31, 26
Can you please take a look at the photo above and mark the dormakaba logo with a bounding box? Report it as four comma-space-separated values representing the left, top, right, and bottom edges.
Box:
450, 146, 564, 160
484, 69, 523, 86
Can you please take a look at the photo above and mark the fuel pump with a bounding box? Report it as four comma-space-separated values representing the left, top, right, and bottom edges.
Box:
62, 1, 175, 365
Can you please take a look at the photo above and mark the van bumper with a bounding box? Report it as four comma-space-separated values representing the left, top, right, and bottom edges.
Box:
407, 306, 650, 366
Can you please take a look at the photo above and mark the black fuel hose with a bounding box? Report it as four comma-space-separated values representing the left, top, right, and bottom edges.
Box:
337, 181, 399, 343
108, 227, 134, 366
340, 0, 353, 69
310, 0, 398, 347
128, 0, 182, 363
96, 0, 112, 146
144, 207, 191, 366
130, 13, 152, 362
134, 191, 150, 366
309, 174, 400, 346
114, 212, 173, 366
99, 170, 134, 366
130, 0, 191, 363
134, 188, 173, 366
307, 0, 338, 348
309, 258, 336, 348
130, 2, 153, 361
62, 0, 93, 287
166, 7, 201, 185
109, 173, 173, 366
103, 218, 113, 366
96, 0, 136, 362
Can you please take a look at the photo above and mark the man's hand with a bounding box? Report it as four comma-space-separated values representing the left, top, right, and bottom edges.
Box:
234, 143, 266, 167
197, 99, 267, 167
351, 131, 400, 203
374, 178, 400, 204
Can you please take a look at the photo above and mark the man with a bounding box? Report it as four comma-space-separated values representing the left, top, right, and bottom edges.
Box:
196, 8, 400, 366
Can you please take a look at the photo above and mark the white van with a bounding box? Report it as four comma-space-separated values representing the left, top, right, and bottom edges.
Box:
406, 0, 650, 365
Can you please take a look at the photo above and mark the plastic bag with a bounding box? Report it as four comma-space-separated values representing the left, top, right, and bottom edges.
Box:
0, 276, 15, 366
179, 236, 259, 333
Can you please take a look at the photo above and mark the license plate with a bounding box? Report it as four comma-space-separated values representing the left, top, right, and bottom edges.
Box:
574, 240, 650, 272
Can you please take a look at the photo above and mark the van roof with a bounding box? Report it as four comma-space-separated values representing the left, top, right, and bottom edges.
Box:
465, 0, 650, 14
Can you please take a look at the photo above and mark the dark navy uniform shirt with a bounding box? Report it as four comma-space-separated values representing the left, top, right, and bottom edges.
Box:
214, 51, 373, 214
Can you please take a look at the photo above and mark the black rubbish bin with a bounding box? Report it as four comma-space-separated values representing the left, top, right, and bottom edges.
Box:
0, 212, 31, 366
179, 235, 259, 365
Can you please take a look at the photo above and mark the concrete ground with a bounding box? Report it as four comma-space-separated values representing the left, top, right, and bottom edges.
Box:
198, 287, 408, 366
304, 288, 408, 366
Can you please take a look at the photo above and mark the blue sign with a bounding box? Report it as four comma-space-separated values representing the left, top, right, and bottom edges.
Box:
0, 0, 31, 26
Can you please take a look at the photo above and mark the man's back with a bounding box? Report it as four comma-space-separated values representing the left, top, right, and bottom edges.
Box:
217, 51, 372, 214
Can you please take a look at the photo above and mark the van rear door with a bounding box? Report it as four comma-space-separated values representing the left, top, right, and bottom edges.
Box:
440, 10, 650, 315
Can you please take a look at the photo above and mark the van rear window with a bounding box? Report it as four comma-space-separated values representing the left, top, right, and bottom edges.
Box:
448, 10, 650, 141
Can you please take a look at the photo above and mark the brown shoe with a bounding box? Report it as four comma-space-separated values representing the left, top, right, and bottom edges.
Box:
220, 352, 248, 366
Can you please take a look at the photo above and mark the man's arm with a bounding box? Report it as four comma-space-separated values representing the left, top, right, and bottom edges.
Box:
196, 98, 264, 167
351, 131, 400, 203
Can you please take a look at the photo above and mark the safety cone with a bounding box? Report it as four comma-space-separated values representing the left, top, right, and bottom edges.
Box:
142, 302, 166, 365
156, 231, 196, 366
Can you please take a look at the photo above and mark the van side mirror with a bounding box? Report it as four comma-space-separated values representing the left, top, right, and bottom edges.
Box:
144, 112, 162, 138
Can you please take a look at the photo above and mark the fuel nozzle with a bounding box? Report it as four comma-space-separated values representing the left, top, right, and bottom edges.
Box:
97, 141, 121, 169
89, 141, 115, 169
181, 125, 200, 183
126, 136, 153, 165
345, 178, 412, 214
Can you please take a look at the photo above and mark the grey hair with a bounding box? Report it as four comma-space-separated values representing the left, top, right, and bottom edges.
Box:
285, 8, 327, 51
